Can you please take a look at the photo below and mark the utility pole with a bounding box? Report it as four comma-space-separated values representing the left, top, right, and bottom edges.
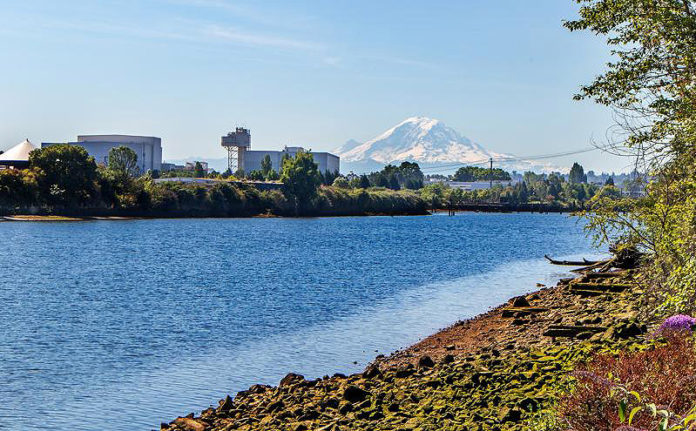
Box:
489, 157, 493, 189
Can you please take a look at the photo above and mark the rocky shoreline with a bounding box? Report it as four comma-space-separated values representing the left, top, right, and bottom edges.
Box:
163, 264, 652, 431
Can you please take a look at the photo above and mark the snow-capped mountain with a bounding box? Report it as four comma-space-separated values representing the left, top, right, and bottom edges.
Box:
338, 117, 563, 174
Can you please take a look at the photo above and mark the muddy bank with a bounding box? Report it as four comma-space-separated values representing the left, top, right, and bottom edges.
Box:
162, 263, 652, 431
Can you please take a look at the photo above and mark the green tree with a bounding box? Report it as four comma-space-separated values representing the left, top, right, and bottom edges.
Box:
420, 182, 448, 208
517, 181, 529, 203
388, 174, 401, 190
29, 144, 98, 206
359, 174, 371, 189
605, 176, 614, 186
261, 154, 273, 177
248, 170, 265, 181
566, 0, 696, 314
566, 1, 696, 159
194, 162, 205, 178
453, 166, 511, 182
108, 146, 139, 177
280, 150, 320, 214
397, 161, 424, 189
332, 176, 350, 189
568, 162, 587, 184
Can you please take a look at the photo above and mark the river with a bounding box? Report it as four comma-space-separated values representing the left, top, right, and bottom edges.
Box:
0, 213, 599, 430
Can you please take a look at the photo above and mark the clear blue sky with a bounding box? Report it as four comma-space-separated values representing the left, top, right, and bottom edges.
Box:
0, 0, 629, 173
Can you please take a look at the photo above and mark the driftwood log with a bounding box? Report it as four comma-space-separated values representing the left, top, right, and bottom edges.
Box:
544, 255, 602, 266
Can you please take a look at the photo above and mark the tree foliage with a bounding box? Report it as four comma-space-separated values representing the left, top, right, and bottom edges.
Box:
452, 166, 511, 182
261, 154, 273, 177
108, 146, 139, 177
568, 162, 587, 184
367, 162, 424, 190
28, 145, 98, 206
193, 162, 205, 178
280, 150, 321, 213
567, 0, 696, 314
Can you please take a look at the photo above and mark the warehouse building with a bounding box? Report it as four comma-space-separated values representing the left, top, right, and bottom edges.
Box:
42, 135, 162, 173
243, 146, 340, 175
221, 129, 340, 175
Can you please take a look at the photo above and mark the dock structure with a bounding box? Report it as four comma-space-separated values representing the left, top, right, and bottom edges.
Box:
221, 128, 251, 173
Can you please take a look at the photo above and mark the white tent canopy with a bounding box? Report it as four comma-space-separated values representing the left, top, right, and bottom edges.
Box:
0, 139, 37, 162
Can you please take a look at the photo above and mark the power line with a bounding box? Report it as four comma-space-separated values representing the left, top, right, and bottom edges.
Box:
420, 146, 599, 173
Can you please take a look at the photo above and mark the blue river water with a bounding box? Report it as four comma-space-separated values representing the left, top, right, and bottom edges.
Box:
0, 213, 599, 430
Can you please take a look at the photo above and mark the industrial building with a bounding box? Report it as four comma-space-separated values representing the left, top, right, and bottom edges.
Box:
42, 135, 162, 173
221, 128, 340, 175
243, 146, 339, 175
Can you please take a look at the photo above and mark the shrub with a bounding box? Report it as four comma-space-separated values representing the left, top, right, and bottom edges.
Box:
558, 334, 696, 431
658, 315, 696, 334
332, 176, 350, 189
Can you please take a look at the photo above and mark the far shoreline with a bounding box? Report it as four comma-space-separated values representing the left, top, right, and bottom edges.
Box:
0, 204, 582, 222
0, 210, 579, 222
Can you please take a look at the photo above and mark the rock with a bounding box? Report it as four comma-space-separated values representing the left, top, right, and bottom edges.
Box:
511, 296, 531, 307
267, 400, 285, 413
613, 321, 646, 339
321, 397, 340, 409
248, 384, 271, 393
298, 409, 319, 421
217, 395, 233, 412
445, 344, 456, 351
279, 373, 305, 387
259, 415, 275, 425
395, 367, 415, 378
502, 309, 516, 318
338, 401, 353, 414
519, 397, 539, 412
499, 407, 523, 423
172, 417, 208, 431
354, 399, 372, 411
442, 354, 455, 364
343, 385, 370, 403
418, 355, 435, 368
363, 364, 381, 379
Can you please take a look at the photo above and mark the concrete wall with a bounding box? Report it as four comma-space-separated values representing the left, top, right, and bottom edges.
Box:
43, 135, 162, 172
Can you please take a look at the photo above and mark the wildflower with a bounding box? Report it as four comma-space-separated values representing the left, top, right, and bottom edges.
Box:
658, 315, 696, 333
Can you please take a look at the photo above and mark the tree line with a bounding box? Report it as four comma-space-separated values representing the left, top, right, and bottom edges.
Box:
0, 145, 426, 217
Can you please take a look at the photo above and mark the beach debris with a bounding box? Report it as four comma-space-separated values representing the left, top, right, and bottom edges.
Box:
544, 255, 601, 266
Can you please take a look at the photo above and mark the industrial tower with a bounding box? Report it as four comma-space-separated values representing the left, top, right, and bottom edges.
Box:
221, 128, 251, 173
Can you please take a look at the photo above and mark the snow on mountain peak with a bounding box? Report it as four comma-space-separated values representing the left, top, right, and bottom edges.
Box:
339, 117, 494, 165
337, 117, 564, 174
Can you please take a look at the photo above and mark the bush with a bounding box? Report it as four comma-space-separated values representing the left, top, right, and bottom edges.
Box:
332, 176, 350, 189
0, 169, 37, 207
558, 334, 696, 431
